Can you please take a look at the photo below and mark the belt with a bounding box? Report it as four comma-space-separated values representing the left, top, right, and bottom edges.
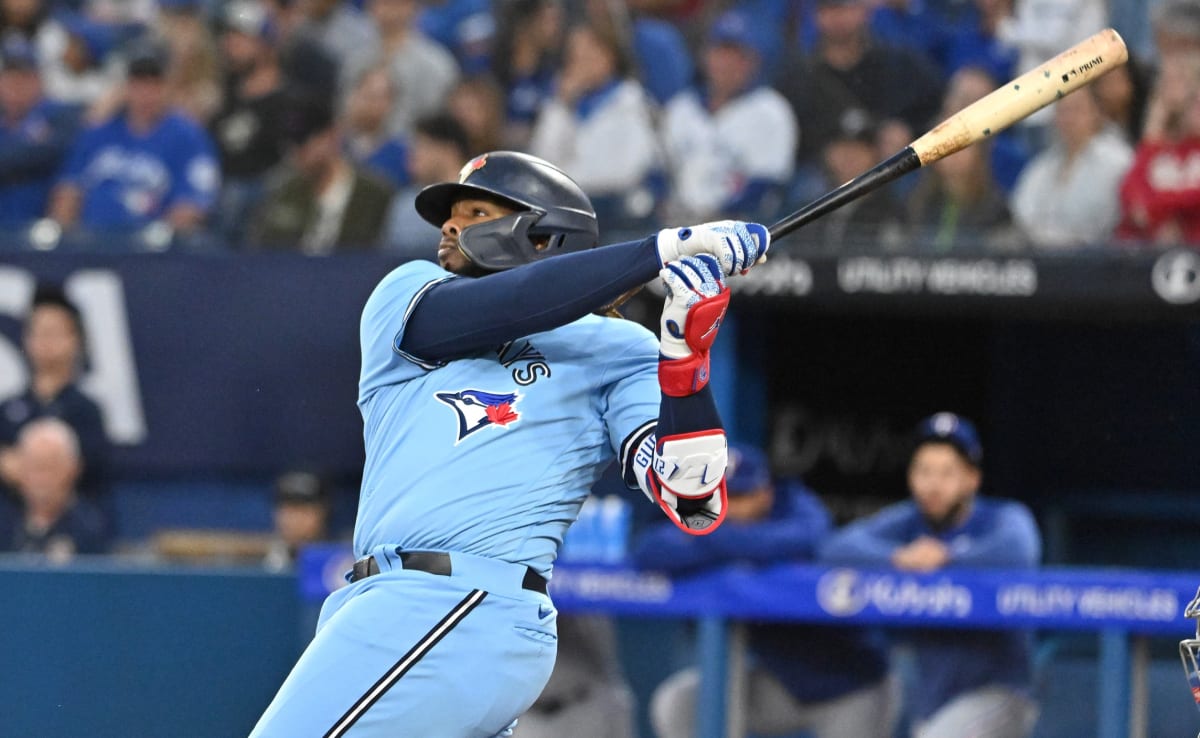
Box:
349, 550, 548, 594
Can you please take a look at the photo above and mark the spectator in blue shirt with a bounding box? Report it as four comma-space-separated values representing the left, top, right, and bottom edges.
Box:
820, 413, 1041, 738
635, 443, 896, 738
0, 36, 79, 227
48, 41, 220, 238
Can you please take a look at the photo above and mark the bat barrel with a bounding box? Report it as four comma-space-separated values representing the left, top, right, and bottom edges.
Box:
768, 148, 921, 241
910, 27, 1128, 165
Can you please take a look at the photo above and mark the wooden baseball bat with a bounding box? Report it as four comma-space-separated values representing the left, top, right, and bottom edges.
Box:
767, 27, 1129, 242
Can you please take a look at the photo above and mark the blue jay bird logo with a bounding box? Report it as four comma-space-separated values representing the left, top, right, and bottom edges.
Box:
435, 389, 522, 442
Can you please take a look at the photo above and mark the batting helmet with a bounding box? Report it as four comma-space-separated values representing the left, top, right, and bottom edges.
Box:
415, 151, 599, 272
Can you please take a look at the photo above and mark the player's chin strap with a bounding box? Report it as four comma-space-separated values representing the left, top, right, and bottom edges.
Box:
632, 429, 728, 535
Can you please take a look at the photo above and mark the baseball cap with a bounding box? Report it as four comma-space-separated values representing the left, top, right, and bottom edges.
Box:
0, 36, 38, 72
274, 471, 329, 506
58, 12, 117, 64
707, 10, 758, 51
280, 92, 336, 145
125, 40, 169, 78
726, 443, 772, 495
914, 412, 983, 467
831, 107, 877, 145
223, 0, 274, 39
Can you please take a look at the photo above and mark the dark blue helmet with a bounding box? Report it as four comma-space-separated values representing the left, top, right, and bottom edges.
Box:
415, 151, 599, 272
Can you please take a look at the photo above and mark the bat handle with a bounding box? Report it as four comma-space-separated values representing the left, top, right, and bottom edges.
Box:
767, 148, 922, 241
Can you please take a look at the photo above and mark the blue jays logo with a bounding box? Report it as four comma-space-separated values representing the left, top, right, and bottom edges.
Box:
435, 389, 522, 443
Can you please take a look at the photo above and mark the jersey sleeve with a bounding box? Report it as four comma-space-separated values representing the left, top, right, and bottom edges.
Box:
596, 320, 660, 476
56, 123, 101, 187
358, 259, 457, 403
165, 118, 220, 213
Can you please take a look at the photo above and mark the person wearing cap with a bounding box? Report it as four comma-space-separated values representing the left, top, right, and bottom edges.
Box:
634, 442, 896, 738
791, 107, 904, 250
263, 470, 335, 572
247, 90, 394, 253
820, 412, 1041, 738
659, 10, 797, 223
47, 40, 220, 237
0, 35, 80, 226
209, 0, 290, 243
775, 0, 944, 173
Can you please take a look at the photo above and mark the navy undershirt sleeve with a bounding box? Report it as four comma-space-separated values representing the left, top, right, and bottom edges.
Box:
401, 237, 661, 361
657, 387, 722, 439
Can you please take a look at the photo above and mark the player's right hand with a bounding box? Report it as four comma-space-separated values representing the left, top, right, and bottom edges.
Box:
658, 255, 729, 397
655, 220, 770, 276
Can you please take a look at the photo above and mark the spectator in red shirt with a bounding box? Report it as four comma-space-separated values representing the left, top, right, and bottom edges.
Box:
1116, 53, 1200, 246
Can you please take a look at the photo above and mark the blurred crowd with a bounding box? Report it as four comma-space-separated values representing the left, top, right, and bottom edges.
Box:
0, 0, 1196, 254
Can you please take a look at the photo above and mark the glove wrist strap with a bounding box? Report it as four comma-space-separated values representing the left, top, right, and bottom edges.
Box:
659, 353, 710, 397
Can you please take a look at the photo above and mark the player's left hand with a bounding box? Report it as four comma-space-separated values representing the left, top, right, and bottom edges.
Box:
658, 254, 730, 397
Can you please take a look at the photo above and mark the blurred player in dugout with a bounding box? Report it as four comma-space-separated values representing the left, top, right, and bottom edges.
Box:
635, 442, 896, 738
821, 413, 1042, 738
262, 469, 336, 572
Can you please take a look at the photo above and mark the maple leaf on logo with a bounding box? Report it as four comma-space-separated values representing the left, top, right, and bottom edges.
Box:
486, 403, 519, 426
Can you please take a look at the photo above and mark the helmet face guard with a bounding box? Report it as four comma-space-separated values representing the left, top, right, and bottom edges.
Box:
1180, 586, 1200, 712
414, 151, 599, 272
458, 207, 600, 272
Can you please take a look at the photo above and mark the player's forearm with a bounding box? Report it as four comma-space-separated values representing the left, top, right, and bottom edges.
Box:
948, 509, 1042, 567
818, 526, 902, 565
402, 237, 660, 360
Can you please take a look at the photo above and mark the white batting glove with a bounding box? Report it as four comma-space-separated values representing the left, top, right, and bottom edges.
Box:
655, 220, 770, 277
658, 254, 729, 397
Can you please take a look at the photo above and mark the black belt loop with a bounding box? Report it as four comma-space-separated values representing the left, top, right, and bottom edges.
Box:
349, 551, 548, 594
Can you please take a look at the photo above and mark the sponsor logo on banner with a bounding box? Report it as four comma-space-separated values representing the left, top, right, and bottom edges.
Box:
996, 583, 1179, 622
770, 405, 913, 478
837, 257, 1037, 296
732, 256, 813, 296
816, 568, 973, 618
644, 256, 814, 298
1151, 249, 1200, 305
550, 567, 674, 603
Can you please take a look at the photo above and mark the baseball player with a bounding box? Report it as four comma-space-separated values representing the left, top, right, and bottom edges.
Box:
819, 413, 1042, 738
249, 151, 769, 737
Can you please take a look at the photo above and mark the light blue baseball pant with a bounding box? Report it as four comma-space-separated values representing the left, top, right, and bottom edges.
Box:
250, 546, 559, 738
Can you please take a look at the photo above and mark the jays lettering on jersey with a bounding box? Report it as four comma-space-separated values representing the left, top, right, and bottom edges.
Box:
58, 111, 220, 227
356, 259, 660, 578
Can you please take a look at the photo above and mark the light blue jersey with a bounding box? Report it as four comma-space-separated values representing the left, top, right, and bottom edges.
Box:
252, 258, 662, 738
355, 258, 660, 576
